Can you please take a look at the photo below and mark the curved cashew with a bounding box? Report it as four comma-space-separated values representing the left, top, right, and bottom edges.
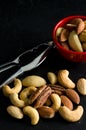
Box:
22, 75, 46, 87
57, 69, 75, 89
2, 78, 22, 96
9, 93, 25, 107
59, 105, 84, 122
20, 86, 37, 105
50, 93, 61, 112
23, 106, 39, 125
7, 105, 24, 119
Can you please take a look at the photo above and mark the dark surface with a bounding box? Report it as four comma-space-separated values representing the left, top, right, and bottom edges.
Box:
0, 0, 86, 130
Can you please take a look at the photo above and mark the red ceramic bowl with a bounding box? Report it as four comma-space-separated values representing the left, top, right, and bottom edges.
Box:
52, 15, 86, 62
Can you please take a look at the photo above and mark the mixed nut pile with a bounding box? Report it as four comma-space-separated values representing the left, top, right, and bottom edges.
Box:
2, 69, 86, 125
56, 18, 86, 52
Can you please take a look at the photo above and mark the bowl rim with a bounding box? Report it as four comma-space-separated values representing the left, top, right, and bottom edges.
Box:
52, 15, 86, 55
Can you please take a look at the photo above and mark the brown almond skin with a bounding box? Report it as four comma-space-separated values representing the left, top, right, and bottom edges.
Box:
61, 95, 73, 110
65, 89, 80, 104
37, 106, 55, 118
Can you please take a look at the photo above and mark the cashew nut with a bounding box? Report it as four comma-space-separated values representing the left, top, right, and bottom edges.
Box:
47, 72, 57, 85
20, 86, 37, 105
57, 69, 75, 89
23, 106, 39, 125
50, 93, 61, 112
7, 105, 24, 119
9, 93, 25, 107
22, 75, 46, 87
59, 105, 84, 122
2, 78, 22, 96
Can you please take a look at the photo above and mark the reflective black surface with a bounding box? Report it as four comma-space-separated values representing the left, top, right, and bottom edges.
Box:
0, 1, 86, 130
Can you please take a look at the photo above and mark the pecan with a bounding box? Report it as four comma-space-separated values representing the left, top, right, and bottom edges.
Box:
34, 86, 52, 108
49, 84, 65, 95
52, 89, 63, 95
28, 85, 47, 105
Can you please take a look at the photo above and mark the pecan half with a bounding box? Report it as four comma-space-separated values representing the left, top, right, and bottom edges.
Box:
49, 84, 66, 95
34, 86, 52, 108
28, 85, 47, 105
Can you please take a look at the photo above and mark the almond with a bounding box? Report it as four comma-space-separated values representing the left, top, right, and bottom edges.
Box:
37, 106, 55, 118
65, 89, 80, 104
70, 18, 83, 25
60, 95, 73, 110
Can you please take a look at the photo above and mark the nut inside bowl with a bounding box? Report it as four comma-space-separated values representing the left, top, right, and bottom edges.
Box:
52, 15, 86, 62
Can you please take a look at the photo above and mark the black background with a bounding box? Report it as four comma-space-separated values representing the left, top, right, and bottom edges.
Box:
0, 0, 86, 130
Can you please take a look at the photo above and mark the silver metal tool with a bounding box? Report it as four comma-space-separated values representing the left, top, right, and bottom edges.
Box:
0, 41, 53, 73
0, 41, 54, 88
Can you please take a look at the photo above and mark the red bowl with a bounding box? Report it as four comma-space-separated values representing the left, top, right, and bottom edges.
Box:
52, 15, 86, 62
